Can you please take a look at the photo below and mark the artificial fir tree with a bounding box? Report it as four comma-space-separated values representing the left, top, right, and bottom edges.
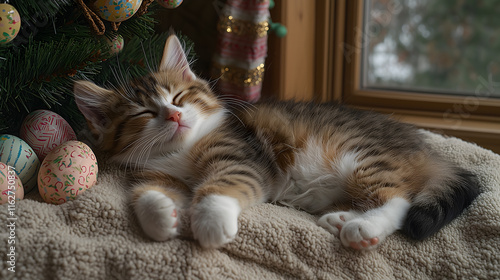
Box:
0, 0, 182, 135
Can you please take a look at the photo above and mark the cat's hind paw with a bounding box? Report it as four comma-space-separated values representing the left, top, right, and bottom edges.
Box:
191, 195, 241, 249
319, 198, 409, 250
340, 219, 385, 250
319, 211, 383, 250
318, 211, 360, 237
134, 190, 179, 241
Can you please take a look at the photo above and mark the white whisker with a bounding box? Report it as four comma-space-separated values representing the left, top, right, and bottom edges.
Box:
140, 40, 155, 73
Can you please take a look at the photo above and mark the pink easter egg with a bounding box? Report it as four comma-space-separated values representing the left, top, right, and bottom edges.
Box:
38, 141, 98, 205
20, 110, 77, 161
0, 162, 24, 205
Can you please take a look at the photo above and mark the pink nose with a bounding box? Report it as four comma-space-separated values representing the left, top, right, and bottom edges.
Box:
167, 111, 181, 122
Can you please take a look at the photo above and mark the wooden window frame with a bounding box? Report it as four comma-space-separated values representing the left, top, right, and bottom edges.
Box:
263, 0, 500, 154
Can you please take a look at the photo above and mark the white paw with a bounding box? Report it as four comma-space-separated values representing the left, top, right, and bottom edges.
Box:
319, 198, 410, 250
340, 218, 384, 250
318, 211, 360, 237
191, 195, 241, 249
134, 190, 179, 241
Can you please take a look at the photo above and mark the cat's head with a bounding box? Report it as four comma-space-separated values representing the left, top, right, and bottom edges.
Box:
73, 35, 226, 165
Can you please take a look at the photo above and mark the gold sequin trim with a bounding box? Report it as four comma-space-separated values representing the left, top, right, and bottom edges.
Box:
213, 63, 265, 87
217, 16, 269, 38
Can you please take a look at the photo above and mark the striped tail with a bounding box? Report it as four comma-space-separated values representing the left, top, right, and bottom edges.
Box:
402, 169, 480, 240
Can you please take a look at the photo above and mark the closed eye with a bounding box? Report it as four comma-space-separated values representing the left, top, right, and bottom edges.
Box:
173, 90, 187, 106
131, 110, 157, 118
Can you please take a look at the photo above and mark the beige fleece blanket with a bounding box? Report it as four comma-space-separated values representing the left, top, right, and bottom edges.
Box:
1, 131, 499, 280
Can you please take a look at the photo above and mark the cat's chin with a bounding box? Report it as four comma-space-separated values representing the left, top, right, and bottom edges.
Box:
168, 123, 191, 141
176, 124, 190, 134
158, 125, 193, 152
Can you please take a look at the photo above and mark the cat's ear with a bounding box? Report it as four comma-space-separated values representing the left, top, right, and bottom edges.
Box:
159, 35, 196, 81
73, 80, 114, 129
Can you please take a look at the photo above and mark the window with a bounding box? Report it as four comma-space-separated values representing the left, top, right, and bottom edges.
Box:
263, 0, 500, 153
363, 0, 500, 97
342, 0, 500, 153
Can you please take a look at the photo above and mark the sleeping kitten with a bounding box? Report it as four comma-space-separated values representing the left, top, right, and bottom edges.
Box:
73, 35, 479, 250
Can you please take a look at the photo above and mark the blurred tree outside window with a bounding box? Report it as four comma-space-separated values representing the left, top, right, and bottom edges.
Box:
363, 0, 500, 98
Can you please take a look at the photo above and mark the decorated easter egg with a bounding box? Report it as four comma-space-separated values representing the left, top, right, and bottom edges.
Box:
93, 0, 143, 22
0, 3, 21, 44
0, 162, 24, 205
38, 141, 98, 205
20, 110, 77, 161
106, 34, 124, 55
0, 134, 40, 193
157, 0, 183, 9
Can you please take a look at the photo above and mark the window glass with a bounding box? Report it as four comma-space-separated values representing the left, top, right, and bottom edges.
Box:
363, 0, 500, 98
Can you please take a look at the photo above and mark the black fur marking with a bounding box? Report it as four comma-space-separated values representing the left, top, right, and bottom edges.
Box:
402, 170, 480, 240
172, 90, 185, 105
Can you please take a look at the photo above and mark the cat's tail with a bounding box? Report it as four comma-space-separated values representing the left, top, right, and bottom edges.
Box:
401, 165, 480, 240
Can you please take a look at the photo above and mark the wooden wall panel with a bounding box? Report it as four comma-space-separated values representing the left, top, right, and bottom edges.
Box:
263, 0, 317, 100
280, 1, 317, 100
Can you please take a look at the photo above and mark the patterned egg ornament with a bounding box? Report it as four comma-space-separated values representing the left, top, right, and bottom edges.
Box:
20, 110, 77, 161
0, 3, 21, 44
106, 34, 124, 56
38, 141, 98, 205
157, 0, 183, 9
93, 0, 143, 22
0, 134, 40, 193
0, 162, 24, 205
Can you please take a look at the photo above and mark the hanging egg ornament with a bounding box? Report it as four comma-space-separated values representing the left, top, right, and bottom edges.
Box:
0, 3, 21, 44
93, 0, 143, 22
0, 162, 24, 205
106, 34, 124, 56
20, 110, 77, 161
38, 141, 98, 205
0, 134, 40, 193
157, 0, 183, 9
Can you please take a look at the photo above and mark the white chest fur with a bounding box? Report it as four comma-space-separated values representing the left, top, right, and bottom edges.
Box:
143, 149, 197, 186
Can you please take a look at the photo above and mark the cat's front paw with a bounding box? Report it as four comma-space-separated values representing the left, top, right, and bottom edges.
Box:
191, 195, 241, 249
134, 190, 179, 241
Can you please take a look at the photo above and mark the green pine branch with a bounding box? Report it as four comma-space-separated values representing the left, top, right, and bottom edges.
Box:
94, 32, 195, 87
0, 2, 162, 135
0, 36, 107, 110
11, 0, 74, 19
